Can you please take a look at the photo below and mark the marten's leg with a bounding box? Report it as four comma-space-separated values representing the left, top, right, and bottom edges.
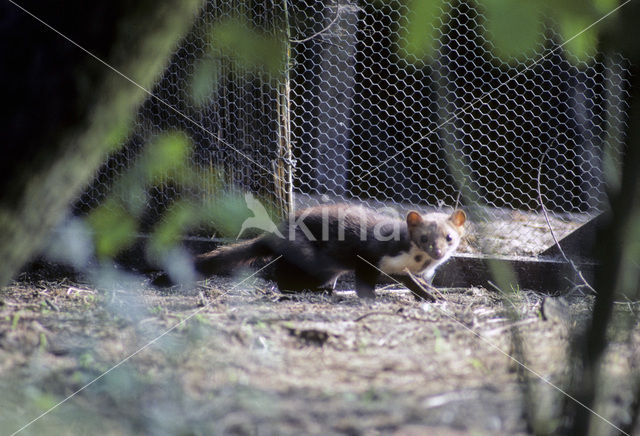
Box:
391, 274, 437, 302
354, 258, 379, 299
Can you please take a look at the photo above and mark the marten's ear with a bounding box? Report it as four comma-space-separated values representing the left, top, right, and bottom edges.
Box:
450, 209, 466, 227
406, 211, 423, 227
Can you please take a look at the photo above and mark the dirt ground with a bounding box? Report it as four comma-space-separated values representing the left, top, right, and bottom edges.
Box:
0, 267, 637, 436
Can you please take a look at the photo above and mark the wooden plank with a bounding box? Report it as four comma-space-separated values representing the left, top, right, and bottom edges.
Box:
539, 215, 602, 260
432, 253, 597, 292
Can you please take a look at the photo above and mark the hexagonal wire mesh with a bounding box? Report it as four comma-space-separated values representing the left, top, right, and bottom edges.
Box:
74, 0, 629, 258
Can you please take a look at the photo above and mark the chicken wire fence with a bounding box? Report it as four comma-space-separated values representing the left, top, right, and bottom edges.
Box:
74, 0, 629, 258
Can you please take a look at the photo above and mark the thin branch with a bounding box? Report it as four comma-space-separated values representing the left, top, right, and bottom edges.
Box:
537, 150, 597, 294
290, 6, 341, 43
454, 182, 465, 209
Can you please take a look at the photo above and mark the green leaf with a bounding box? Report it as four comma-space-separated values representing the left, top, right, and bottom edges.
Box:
481, 0, 543, 61
33, 392, 59, 411
104, 112, 134, 152
203, 192, 251, 238
399, 0, 446, 61
592, 0, 618, 14
190, 57, 220, 106
142, 131, 191, 181
557, 14, 598, 62
148, 201, 200, 258
105, 131, 192, 218
210, 18, 285, 73
87, 200, 138, 258
11, 311, 20, 330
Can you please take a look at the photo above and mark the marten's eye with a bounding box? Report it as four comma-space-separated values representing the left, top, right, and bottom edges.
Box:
446, 234, 453, 242
420, 235, 428, 243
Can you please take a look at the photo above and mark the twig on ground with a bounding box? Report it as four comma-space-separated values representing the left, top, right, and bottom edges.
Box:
44, 299, 60, 312
353, 311, 426, 323
537, 150, 597, 295
422, 390, 481, 409
484, 318, 537, 337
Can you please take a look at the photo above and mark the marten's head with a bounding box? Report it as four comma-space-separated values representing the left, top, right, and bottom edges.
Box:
406, 210, 466, 260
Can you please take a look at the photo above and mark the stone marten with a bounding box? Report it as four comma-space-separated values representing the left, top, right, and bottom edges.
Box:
155, 204, 466, 299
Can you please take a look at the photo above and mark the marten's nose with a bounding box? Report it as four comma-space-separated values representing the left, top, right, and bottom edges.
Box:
428, 244, 443, 259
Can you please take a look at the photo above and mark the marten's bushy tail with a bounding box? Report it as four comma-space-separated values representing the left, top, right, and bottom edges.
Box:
151, 237, 273, 287
195, 236, 273, 276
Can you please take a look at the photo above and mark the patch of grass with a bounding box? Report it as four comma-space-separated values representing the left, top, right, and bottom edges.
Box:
78, 352, 95, 369
11, 311, 21, 329
39, 333, 47, 351
150, 305, 165, 315
39, 300, 50, 314
433, 326, 449, 353
469, 357, 488, 374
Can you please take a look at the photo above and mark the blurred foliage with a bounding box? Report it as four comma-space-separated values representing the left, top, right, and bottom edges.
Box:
88, 199, 139, 259
87, 129, 280, 263
401, 0, 622, 63
147, 201, 201, 258
190, 57, 220, 106
209, 17, 285, 74
189, 15, 285, 105
399, 0, 448, 60
104, 113, 136, 152
141, 132, 191, 182
87, 11, 288, 263
144, 192, 255, 261
481, 0, 544, 60
203, 191, 255, 237
0, 0, 204, 288
88, 131, 194, 259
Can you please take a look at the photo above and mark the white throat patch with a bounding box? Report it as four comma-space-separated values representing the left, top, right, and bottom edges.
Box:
378, 242, 455, 279
378, 244, 433, 276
